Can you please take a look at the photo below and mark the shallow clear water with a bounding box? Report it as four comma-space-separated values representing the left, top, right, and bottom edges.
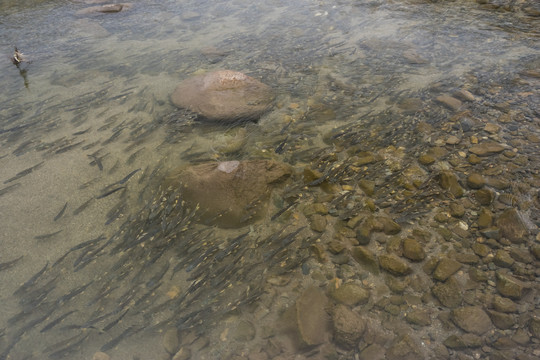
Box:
0, 0, 539, 359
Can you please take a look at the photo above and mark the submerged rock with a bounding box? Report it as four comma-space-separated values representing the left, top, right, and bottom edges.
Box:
171, 70, 275, 123
165, 160, 291, 228
296, 286, 330, 346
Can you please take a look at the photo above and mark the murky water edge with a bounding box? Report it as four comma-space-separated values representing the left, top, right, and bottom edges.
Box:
0, 0, 539, 359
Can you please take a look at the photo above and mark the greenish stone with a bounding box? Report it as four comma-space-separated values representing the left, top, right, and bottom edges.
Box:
467, 173, 485, 189
449, 201, 465, 218
233, 320, 256, 341
402, 238, 425, 262
351, 246, 379, 274
493, 250, 514, 268
379, 217, 402, 235
468, 154, 482, 164
443, 334, 482, 349
469, 142, 505, 156
405, 309, 431, 326
433, 258, 462, 281
358, 179, 375, 196
475, 189, 493, 205
418, 154, 435, 165
530, 317, 540, 338
386, 334, 423, 360
497, 208, 528, 244
329, 283, 370, 306
496, 271, 530, 299
469, 268, 488, 282
434, 212, 449, 223
439, 170, 464, 198
477, 208, 493, 228
452, 306, 492, 335
488, 310, 515, 330
492, 295, 517, 313
379, 254, 412, 276
310, 214, 327, 233
432, 276, 462, 308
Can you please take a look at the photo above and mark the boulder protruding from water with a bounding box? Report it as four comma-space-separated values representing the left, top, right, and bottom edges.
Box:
165, 159, 292, 228
171, 70, 275, 123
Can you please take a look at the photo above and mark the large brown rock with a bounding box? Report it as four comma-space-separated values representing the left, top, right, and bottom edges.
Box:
165, 160, 291, 228
171, 70, 275, 122
296, 287, 330, 346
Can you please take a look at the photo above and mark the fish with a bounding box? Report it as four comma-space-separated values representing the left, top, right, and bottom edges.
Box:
88, 154, 104, 171
3, 161, 44, 184
35, 230, 63, 240
57, 281, 94, 305
115, 168, 141, 185
40, 310, 77, 333
96, 186, 126, 199
47, 334, 89, 359
0, 255, 23, 272
55, 140, 85, 154
73, 197, 95, 215
0, 183, 21, 197
72, 127, 91, 136
53, 202, 68, 221
13, 261, 48, 296
100, 325, 142, 352
102, 308, 129, 332
126, 147, 146, 165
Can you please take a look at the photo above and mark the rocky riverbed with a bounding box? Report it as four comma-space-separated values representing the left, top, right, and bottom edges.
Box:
0, 0, 538, 359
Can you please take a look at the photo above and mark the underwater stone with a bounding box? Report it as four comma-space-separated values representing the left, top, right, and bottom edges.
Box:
171, 70, 274, 123
164, 160, 291, 228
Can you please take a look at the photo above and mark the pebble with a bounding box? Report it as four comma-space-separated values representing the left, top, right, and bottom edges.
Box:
379, 254, 412, 276
310, 214, 327, 233
435, 95, 462, 111
530, 317, 540, 338
466, 173, 485, 189
453, 89, 476, 102
433, 257, 462, 281
493, 250, 514, 268
452, 306, 492, 335
449, 201, 465, 217
477, 208, 493, 228
432, 276, 462, 308
332, 304, 366, 349
497, 208, 528, 243
496, 271, 530, 299
475, 189, 493, 205
402, 238, 425, 261
358, 179, 375, 196
487, 310, 515, 330
484, 123, 501, 134
329, 282, 370, 306
233, 320, 256, 341
405, 309, 431, 326
492, 295, 517, 313
359, 344, 386, 360
443, 334, 482, 349
439, 170, 464, 198
163, 327, 179, 355
446, 135, 460, 145
296, 287, 329, 346
92, 352, 110, 360
472, 242, 490, 257
468, 142, 505, 156
351, 246, 380, 274
386, 334, 424, 360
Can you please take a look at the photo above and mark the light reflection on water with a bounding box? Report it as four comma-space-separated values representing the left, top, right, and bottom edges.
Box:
0, 0, 538, 359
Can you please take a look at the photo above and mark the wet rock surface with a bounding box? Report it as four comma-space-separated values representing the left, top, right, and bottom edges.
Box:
171, 70, 275, 123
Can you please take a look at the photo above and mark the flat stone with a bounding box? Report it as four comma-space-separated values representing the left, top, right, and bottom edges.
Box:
435, 95, 462, 111
432, 276, 462, 308
233, 320, 256, 341
171, 70, 274, 122
530, 317, 540, 338
509, 248, 533, 264
402, 238, 425, 262
497, 208, 528, 243
433, 258, 462, 281
296, 287, 330, 346
358, 179, 375, 196
332, 304, 365, 349
449, 201, 465, 218
469, 142, 505, 156
472, 242, 490, 257
452, 306, 492, 335
496, 271, 530, 300
379, 254, 412, 276
329, 283, 370, 306
484, 123, 501, 134
418, 154, 435, 165
92, 353, 111, 360
446, 135, 460, 145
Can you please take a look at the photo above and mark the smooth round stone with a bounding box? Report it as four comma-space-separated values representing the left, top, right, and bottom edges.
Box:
402, 238, 425, 262
171, 70, 274, 123
467, 173, 485, 189
452, 306, 492, 335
